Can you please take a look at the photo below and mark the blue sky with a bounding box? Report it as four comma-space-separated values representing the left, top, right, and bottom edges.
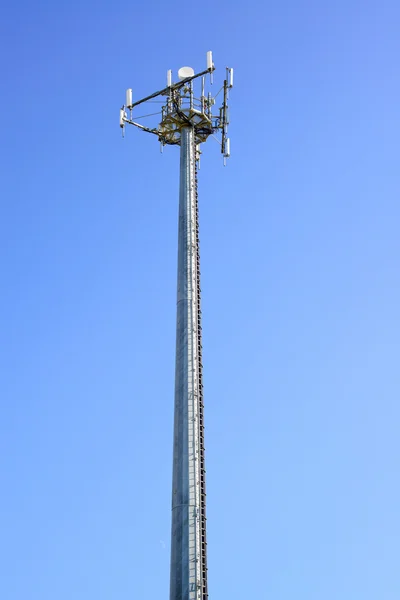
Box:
1, 1, 400, 598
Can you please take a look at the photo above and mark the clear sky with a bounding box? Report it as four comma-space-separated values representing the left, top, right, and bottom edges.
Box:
1, 1, 399, 599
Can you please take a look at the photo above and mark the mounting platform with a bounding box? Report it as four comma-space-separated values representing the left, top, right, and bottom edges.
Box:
159, 108, 213, 145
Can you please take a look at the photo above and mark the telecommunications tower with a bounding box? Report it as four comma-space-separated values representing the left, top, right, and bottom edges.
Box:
120, 52, 233, 600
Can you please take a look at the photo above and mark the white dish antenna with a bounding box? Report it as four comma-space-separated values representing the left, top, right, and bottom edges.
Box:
178, 66, 194, 80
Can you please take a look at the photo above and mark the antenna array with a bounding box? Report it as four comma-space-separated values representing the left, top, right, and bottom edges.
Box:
120, 51, 233, 164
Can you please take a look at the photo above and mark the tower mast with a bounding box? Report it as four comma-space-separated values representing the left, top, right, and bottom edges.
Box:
171, 125, 206, 600
120, 54, 233, 600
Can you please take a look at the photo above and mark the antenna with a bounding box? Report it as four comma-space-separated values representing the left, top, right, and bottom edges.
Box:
119, 108, 126, 128
227, 67, 234, 88
207, 50, 214, 84
119, 107, 126, 138
126, 88, 133, 109
178, 66, 195, 80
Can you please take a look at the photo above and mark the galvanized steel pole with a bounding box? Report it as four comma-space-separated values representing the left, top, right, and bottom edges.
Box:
170, 126, 207, 600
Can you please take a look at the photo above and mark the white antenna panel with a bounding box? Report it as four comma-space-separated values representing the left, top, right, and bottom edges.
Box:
207, 51, 213, 70
126, 89, 133, 108
178, 66, 194, 80
225, 138, 230, 157
120, 108, 126, 128
228, 68, 234, 88
167, 70, 172, 87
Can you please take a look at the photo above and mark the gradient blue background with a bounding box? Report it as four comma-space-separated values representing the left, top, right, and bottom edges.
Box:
1, 1, 399, 598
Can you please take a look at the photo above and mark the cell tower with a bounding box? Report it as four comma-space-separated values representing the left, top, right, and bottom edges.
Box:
120, 52, 233, 600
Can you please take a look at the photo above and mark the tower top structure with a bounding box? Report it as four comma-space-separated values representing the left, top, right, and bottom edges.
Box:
120, 50, 233, 163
